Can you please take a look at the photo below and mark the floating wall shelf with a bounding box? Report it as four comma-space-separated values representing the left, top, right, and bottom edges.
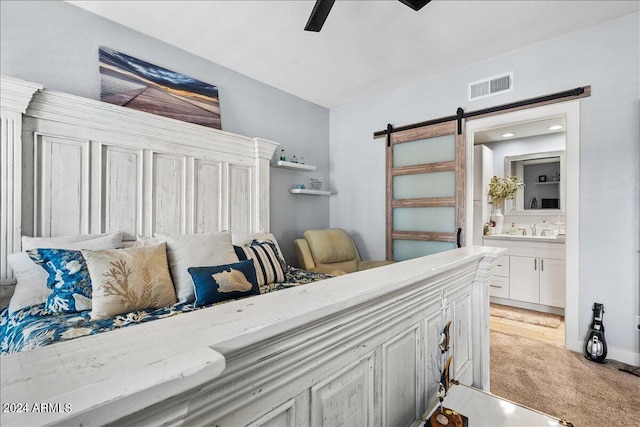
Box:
273, 160, 316, 171
290, 189, 331, 196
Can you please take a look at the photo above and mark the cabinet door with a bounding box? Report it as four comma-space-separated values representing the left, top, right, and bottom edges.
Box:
539, 258, 565, 308
509, 256, 539, 303
494, 255, 509, 277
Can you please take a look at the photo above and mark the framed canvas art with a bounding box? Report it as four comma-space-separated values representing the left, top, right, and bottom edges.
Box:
99, 46, 221, 129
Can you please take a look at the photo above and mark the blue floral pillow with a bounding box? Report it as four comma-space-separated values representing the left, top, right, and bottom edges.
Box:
188, 259, 259, 308
27, 249, 92, 313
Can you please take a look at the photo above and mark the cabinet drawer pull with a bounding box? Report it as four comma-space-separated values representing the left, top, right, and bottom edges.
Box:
489, 284, 501, 288
534, 258, 537, 270
541, 259, 544, 271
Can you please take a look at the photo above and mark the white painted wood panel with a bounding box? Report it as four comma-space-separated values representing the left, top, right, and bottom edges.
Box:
0, 115, 19, 286
424, 304, 445, 410
453, 291, 472, 384
311, 353, 375, 427
193, 159, 222, 233
35, 135, 89, 237
382, 324, 420, 427
248, 399, 296, 427
152, 153, 185, 236
102, 145, 142, 240
2, 79, 278, 249
228, 164, 252, 233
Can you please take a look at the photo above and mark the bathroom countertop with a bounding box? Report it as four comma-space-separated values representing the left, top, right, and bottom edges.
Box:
483, 234, 565, 244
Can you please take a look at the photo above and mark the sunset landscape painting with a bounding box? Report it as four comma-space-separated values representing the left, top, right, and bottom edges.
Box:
99, 46, 221, 129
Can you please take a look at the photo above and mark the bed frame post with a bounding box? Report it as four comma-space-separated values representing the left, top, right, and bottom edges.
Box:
471, 250, 502, 391
0, 76, 42, 299
253, 138, 279, 233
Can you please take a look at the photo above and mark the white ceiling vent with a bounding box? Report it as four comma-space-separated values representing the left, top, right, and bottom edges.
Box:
468, 72, 513, 101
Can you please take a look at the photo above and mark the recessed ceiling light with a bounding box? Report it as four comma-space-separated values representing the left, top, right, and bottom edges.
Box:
548, 125, 563, 131
502, 132, 516, 138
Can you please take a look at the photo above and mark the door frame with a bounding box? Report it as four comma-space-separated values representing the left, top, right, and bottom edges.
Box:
465, 100, 581, 353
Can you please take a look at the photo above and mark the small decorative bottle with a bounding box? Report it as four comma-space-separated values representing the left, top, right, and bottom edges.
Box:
291, 155, 298, 163
509, 222, 518, 235
300, 157, 305, 164
279, 149, 286, 161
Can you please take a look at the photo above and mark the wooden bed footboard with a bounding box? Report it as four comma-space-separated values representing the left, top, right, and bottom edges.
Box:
1, 247, 504, 427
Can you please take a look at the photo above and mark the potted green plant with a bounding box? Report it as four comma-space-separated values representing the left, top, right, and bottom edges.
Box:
488, 175, 524, 233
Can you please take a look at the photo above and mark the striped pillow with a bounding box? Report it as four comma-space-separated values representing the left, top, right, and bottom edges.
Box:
234, 240, 285, 286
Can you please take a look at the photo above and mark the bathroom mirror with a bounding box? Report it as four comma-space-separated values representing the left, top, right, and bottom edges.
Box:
504, 150, 565, 214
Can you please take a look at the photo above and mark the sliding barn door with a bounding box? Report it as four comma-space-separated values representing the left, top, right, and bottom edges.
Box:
387, 120, 465, 261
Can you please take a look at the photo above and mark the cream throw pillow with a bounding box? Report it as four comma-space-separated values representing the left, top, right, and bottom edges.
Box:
82, 243, 177, 320
155, 231, 238, 303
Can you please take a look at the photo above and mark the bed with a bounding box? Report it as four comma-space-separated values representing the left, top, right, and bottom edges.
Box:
0, 261, 330, 355
0, 75, 504, 427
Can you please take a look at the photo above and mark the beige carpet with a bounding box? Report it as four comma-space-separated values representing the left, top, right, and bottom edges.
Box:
490, 303, 562, 328
490, 330, 640, 426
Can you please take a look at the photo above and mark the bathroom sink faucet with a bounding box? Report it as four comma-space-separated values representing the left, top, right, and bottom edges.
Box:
530, 224, 536, 236
518, 228, 527, 236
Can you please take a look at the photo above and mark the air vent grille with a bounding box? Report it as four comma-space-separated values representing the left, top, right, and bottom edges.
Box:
468, 72, 513, 101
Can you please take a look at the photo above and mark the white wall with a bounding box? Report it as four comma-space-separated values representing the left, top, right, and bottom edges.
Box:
329, 13, 639, 361
0, 1, 330, 265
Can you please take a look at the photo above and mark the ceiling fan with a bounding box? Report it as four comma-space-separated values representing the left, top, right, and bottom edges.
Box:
304, 0, 432, 32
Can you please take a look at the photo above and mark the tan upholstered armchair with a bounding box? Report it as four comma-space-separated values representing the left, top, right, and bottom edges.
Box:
294, 228, 393, 275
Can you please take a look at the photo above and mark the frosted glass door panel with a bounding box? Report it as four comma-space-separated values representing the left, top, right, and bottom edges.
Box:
394, 240, 456, 261
393, 135, 455, 167
393, 171, 455, 199
394, 207, 455, 232
386, 119, 464, 261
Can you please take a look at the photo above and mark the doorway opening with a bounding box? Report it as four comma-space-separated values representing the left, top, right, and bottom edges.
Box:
465, 100, 581, 353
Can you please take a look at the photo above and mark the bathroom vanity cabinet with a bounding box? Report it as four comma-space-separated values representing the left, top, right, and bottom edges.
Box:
482, 236, 565, 313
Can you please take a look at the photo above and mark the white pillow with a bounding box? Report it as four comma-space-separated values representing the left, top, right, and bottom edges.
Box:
21, 232, 123, 251
7, 252, 50, 314
6, 233, 124, 314
155, 231, 238, 303
232, 232, 284, 258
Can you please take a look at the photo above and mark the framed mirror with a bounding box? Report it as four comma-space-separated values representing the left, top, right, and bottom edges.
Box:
504, 150, 565, 214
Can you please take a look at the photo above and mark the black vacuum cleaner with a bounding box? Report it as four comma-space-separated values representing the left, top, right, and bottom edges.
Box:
584, 302, 607, 363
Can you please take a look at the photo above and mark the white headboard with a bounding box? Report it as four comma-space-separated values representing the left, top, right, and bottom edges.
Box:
0, 75, 278, 286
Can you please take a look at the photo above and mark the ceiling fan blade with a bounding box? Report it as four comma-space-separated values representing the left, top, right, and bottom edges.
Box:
304, 0, 336, 32
398, 0, 432, 11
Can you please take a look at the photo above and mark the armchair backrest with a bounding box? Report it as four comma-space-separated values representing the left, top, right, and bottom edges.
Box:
301, 228, 361, 273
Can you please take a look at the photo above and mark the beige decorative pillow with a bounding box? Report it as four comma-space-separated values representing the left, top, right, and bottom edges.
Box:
82, 243, 177, 320
155, 231, 238, 303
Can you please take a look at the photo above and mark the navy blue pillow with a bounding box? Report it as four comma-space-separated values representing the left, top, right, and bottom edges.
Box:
188, 259, 259, 308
